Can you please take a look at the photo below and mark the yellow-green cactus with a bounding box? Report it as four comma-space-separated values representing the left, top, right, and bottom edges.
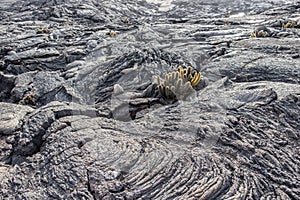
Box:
121, 18, 130, 24
157, 66, 201, 102
106, 30, 117, 37
177, 66, 201, 87
251, 26, 271, 38
36, 27, 51, 34
282, 20, 297, 28
251, 30, 269, 37
20, 94, 37, 105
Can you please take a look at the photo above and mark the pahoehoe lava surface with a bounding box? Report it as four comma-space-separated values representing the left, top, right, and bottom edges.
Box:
0, 0, 300, 199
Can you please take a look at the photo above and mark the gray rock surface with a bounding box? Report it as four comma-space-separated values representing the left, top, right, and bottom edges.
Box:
0, 0, 299, 199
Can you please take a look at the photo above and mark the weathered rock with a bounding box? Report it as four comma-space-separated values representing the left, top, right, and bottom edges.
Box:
0, 0, 299, 199
0, 72, 16, 102
0, 102, 33, 163
0, 102, 33, 135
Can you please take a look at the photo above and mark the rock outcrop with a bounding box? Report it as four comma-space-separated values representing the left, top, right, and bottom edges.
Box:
0, 0, 299, 199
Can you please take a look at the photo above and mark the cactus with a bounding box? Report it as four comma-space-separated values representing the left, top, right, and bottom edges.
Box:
157, 66, 201, 102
